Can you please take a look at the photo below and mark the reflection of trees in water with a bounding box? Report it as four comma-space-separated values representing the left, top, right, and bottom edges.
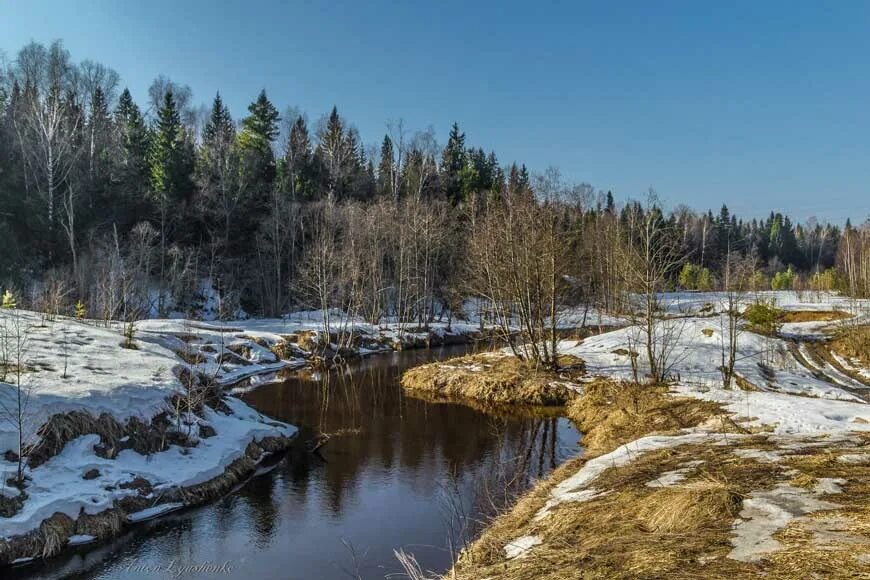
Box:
238, 469, 280, 546
11, 351, 578, 580
241, 350, 577, 539
438, 415, 564, 554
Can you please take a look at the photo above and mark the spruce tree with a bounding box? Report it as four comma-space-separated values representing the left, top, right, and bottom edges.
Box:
86, 86, 112, 208
440, 122, 465, 203
378, 134, 395, 197
282, 115, 314, 199
114, 88, 151, 213
149, 89, 183, 198
198, 92, 238, 242
2, 289, 16, 309
316, 106, 355, 198
238, 89, 279, 192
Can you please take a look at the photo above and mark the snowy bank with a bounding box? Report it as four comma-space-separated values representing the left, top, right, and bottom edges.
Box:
0, 310, 297, 566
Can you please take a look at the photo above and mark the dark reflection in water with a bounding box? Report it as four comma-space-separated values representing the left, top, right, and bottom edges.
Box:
10, 346, 581, 580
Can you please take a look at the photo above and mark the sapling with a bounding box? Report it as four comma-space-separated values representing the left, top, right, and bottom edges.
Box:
1, 290, 16, 310
60, 323, 70, 379
719, 251, 753, 389
0, 308, 35, 487
122, 319, 137, 349
74, 300, 87, 321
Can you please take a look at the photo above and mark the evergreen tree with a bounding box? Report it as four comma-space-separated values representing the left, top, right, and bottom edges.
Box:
238, 89, 280, 192
378, 134, 395, 197
281, 115, 315, 199
113, 88, 151, 226
198, 93, 237, 227
149, 89, 184, 199
605, 191, 615, 214
84, 85, 113, 211
2, 289, 16, 309
440, 122, 465, 203
316, 106, 357, 198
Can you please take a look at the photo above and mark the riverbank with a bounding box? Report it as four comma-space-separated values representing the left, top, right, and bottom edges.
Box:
400, 299, 870, 578
136, 314, 494, 377
0, 309, 499, 569
401, 352, 585, 406
0, 310, 297, 567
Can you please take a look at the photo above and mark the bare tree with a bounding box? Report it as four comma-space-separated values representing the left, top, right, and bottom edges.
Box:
13, 41, 82, 233
468, 178, 572, 369
719, 250, 754, 389
61, 184, 77, 276
620, 192, 685, 383
0, 308, 35, 486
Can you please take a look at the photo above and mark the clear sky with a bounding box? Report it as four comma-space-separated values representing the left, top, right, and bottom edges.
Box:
1, 0, 868, 223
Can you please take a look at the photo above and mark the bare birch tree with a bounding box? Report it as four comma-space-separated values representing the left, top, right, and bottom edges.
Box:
620, 192, 685, 383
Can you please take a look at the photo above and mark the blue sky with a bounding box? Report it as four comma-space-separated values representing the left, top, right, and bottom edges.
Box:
1, 0, 868, 223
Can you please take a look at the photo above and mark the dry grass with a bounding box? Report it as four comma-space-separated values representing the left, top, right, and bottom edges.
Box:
635, 477, 741, 534
398, 347, 870, 578
763, 437, 870, 578
401, 353, 584, 407
830, 324, 870, 367
453, 438, 786, 580
28, 408, 195, 468
566, 380, 729, 456
74, 508, 124, 540
799, 328, 870, 388
453, 432, 870, 580
778, 309, 853, 323
30, 411, 125, 467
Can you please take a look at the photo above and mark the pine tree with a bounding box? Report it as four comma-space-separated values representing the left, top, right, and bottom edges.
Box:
605, 191, 615, 214
316, 106, 356, 198
86, 86, 112, 201
148, 89, 194, 314
202, 92, 235, 149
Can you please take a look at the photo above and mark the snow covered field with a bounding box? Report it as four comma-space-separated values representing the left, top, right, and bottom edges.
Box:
0, 310, 297, 558
560, 318, 866, 401
655, 289, 870, 317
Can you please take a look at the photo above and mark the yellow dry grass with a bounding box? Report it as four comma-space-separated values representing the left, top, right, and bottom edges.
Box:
443, 371, 870, 580
453, 433, 870, 580
830, 324, 870, 367
635, 477, 740, 534
401, 352, 583, 407
566, 380, 730, 456
778, 309, 853, 323
453, 439, 784, 580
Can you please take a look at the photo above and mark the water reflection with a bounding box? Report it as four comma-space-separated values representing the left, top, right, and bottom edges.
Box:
10, 346, 581, 580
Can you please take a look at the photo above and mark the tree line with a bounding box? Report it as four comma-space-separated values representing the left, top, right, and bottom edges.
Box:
0, 40, 868, 334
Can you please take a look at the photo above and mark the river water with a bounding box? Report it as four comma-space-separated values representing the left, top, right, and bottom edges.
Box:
12, 346, 581, 580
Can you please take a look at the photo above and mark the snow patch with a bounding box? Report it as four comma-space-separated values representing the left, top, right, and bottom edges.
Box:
504, 535, 542, 559
534, 432, 723, 521
67, 534, 96, 546
729, 483, 841, 562
127, 502, 184, 523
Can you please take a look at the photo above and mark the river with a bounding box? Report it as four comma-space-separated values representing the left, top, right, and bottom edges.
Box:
11, 345, 581, 580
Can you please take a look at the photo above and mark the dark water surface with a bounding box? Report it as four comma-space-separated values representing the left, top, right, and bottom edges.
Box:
12, 346, 581, 580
